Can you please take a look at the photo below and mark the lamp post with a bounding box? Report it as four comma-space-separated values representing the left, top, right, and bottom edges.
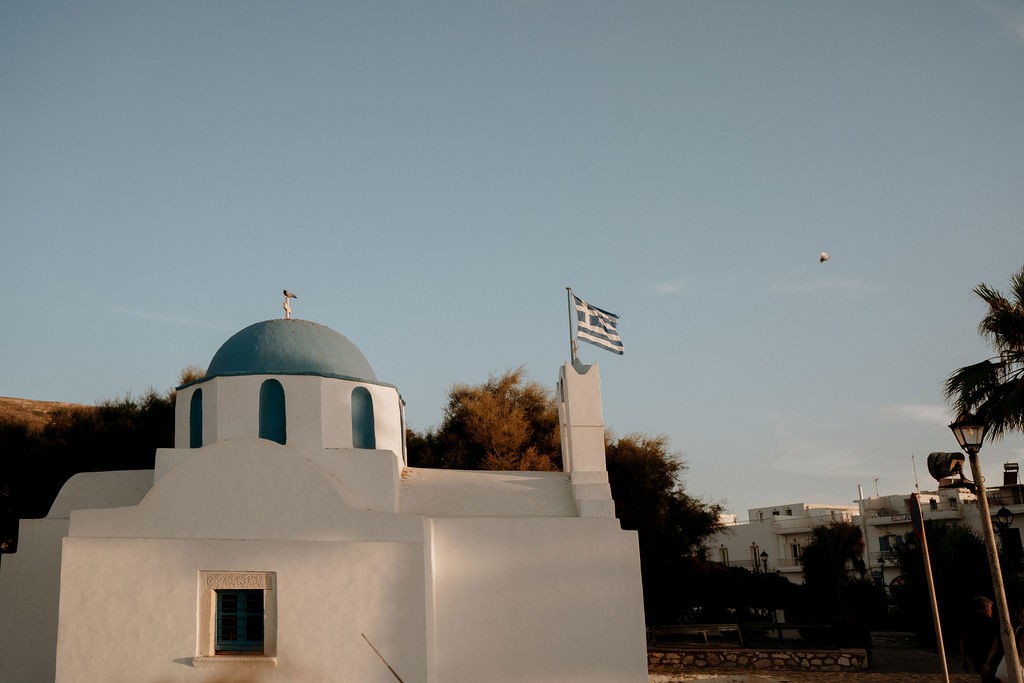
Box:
950, 414, 1022, 683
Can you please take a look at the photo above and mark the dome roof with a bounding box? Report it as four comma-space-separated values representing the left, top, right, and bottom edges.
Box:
204, 319, 377, 382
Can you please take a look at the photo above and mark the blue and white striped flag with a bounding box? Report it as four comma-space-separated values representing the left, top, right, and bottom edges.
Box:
573, 293, 624, 355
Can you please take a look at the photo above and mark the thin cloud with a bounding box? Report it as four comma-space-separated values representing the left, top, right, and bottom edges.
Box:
768, 423, 909, 484
652, 278, 690, 296
771, 278, 882, 295
769, 424, 869, 479
106, 305, 232, 331
882, 404, 951, 426
977, 0, 1024, 44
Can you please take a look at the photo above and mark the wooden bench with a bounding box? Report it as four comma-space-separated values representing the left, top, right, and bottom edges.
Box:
647, 623, 744, 647
741, 621, 832, 642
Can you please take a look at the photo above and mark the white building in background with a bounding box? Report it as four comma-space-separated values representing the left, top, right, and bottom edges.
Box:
708, 503, 859, 584
709, 463, 1024, 590
0, 318, 648, 683
858, 464, 1024, 590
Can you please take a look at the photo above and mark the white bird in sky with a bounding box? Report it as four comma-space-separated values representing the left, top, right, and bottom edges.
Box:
819, 251, 830, 263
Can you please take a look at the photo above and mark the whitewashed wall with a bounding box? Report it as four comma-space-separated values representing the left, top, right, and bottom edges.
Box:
0, 471, 152, 683
425, 516, 649, 683
55, 538, 427, 683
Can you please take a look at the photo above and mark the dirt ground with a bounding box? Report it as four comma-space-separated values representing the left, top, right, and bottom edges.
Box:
649, 632, 984, 682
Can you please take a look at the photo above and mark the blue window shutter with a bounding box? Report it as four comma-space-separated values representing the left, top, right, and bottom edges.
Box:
215, 589, 265, 653
351, 386, 376, 449
259, 380, 286, 444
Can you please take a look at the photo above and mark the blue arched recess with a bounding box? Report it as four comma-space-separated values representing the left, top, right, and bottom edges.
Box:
189, 389, 203, 448
351, 387, 375, 449
259, 380, 287, 444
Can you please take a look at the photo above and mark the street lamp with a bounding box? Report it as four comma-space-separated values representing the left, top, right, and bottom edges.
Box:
760, 551, 769, 573
949, 413, 1023, 683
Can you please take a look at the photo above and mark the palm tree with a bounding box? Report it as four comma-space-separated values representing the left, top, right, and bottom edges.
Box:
945, 265, 1024, 442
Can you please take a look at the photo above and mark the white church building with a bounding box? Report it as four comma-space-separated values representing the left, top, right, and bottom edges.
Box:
0, 318, 648, 682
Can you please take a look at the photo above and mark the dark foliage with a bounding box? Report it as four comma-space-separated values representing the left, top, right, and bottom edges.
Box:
605, 433, 724, 622
0, 391, 174, 553
795, 521, 883, 648
672, 557, 800, 626
891, 521, 991, 648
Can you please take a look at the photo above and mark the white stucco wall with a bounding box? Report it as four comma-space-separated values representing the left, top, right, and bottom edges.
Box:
0, 471, 153, 683
425, 516, 648, 683
558, 362, 607, 475
400, 468, 577, 518
70, 440, 420, 542
55, 537, 427, 683
0, 517, 67, 683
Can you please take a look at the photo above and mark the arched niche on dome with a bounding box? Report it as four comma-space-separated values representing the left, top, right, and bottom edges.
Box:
259, 379, 287, 444
351, 386, 376, 449
189, 389, 203, 448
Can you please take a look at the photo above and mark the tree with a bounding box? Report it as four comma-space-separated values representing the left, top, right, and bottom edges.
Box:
798, 521, 880, 646
945, 264, 1024, 441
891, 521, 990, 647
800, 521, 867, 611
408, 367, 561, 471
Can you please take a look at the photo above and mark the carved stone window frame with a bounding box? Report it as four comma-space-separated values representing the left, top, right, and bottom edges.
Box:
194, 571, 278, 668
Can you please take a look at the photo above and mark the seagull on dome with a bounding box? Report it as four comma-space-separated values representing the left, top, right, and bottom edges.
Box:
283, 290, 298, 319
819, 251, 830, 263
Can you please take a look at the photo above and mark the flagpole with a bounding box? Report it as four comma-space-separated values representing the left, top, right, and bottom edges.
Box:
566, 287, 577, 363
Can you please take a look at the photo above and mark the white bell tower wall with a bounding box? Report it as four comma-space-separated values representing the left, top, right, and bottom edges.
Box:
557, 361, 616, 518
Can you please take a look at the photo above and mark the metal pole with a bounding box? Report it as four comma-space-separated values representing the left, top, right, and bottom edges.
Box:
912, 494, 950, 683
967, 449, 1023, 683
858, 484, 872, 572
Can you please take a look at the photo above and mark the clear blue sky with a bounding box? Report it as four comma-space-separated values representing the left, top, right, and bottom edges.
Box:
3, 1, 1024, 515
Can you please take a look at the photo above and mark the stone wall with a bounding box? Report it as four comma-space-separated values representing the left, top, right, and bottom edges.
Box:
648, 647, 869, 673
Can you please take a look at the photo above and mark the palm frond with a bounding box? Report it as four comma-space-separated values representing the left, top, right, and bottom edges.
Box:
947, 265, 1024, 443
945, 358, 1002, 412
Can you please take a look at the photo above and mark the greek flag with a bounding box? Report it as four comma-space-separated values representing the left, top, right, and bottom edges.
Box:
573, 293, 624, 355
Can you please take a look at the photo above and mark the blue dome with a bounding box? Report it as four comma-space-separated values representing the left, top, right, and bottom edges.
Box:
205, 319, 378, 382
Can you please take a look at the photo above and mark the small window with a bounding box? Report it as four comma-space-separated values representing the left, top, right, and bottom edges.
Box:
216, 590, 264, 653
929, 499, 938, 511
719, 546, 730, 564
772, 510, 780, 516
351, 386, 376, 449
950, 497, 958, 510
259, 380, 286, 444
195, 571, 277, 668
791, 543, 802, 559
785, 507, 793, 516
